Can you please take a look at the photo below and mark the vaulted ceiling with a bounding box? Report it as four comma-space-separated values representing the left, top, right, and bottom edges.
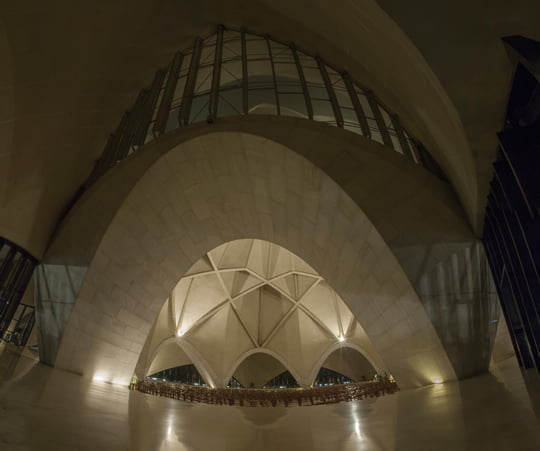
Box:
142, 239, 383, 387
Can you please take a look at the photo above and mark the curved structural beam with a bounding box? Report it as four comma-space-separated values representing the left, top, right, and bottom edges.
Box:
52, 132, 456, 388
306, 343, 382, 387
144, 336, 219, 388
86, 26, 444, 186
221, 348, 304, 389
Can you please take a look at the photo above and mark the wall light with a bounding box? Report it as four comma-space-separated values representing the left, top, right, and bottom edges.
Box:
93, 374, 106, 382
176, 329, 185, 337
338, 336, 346, 342
433, 378, 443, 384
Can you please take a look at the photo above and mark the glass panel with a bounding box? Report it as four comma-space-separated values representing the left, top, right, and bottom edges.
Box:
341, 107, 360, 128
356, 89, 373, 117
344, 123, 363, 136
194, 65, 213, 95
179, 53, 192, 77
144, 123, 154, 143
380, 106, 401, 153
278, 93, 308, 118
223, 29, 241, 41
404, 130, 421, 163
270, 44, 293, 63
246, 37, 268, 59
165, 107, 180, 133
312, 99, 334, 123
199, 44, 215, 66
189, 94, 210, 123
218, 88, 243, 117
335, 88, 353, 108
274, 62, 299, 81
355, 90, 383, 144
199, 35, 216, 66
172, 75, 187, 108
308, 85, 329, 100
297, 53, 317, 68
329, 71, 353, 109
303, 66, 324, 84
276, 83, 303, 93
248, 60, 273, 79
275, 62, 302, 94
248, 89, 277, 115
152, 87, 166, 121
220, 60, 243, 88
302, 61, 329, 101
222, 37, 241, 61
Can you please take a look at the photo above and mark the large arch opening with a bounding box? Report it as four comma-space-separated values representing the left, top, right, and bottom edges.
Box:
135, 238, 386, 389
232, 352, 293, 389
313, 347, 377, 386
49, 132, 455, 389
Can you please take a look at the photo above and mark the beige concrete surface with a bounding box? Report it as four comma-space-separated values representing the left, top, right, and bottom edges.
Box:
53, 132, 455, 389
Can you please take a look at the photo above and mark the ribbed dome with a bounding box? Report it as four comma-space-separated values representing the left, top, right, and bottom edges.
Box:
141, 239, 383, 387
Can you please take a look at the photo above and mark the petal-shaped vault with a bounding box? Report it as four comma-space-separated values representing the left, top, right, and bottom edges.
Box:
184, 304, 254, 378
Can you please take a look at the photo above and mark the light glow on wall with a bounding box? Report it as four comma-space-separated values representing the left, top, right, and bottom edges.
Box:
354, 421, 363, 440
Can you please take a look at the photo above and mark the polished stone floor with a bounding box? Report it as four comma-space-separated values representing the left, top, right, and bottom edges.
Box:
1, 344, 539, 450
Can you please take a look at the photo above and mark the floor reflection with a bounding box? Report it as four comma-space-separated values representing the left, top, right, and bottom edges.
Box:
0, 346, 539, 450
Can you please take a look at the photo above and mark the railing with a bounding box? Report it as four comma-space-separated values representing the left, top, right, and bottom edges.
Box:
131, 379, 399, 407
87, 25, 445, 185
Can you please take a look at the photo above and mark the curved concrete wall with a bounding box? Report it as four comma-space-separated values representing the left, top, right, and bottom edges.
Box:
43, 117, 491, 378
52, 131, 456, 388
0, 0, 478, 258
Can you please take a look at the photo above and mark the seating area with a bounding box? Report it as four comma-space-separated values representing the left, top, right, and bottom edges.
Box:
130, 379, 399, 407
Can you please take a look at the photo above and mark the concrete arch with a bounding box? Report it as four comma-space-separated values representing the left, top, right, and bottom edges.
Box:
51, 130, 456, 388
306, 343, 381, 387
221, 348, 304, 389
46, 117, 473, 278
144, 336, 219, 388
43, 117, 482, 379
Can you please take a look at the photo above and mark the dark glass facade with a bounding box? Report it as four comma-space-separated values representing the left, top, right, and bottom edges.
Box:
483, 37, 540, 371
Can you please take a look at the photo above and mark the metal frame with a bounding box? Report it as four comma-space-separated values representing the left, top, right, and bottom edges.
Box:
87, 25, 441, 187
317, 56, 343, 127
178, 37, 203, 126
209, 25, 224, 122
391, 114, 414, 161
134, 70, 166, 148
153, 52, 183, 137
241, 28, 248, 115
342, 72, 370, 137
291, 44, 313, 120
266, 35, 281, 116
365, 90, 393, 148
